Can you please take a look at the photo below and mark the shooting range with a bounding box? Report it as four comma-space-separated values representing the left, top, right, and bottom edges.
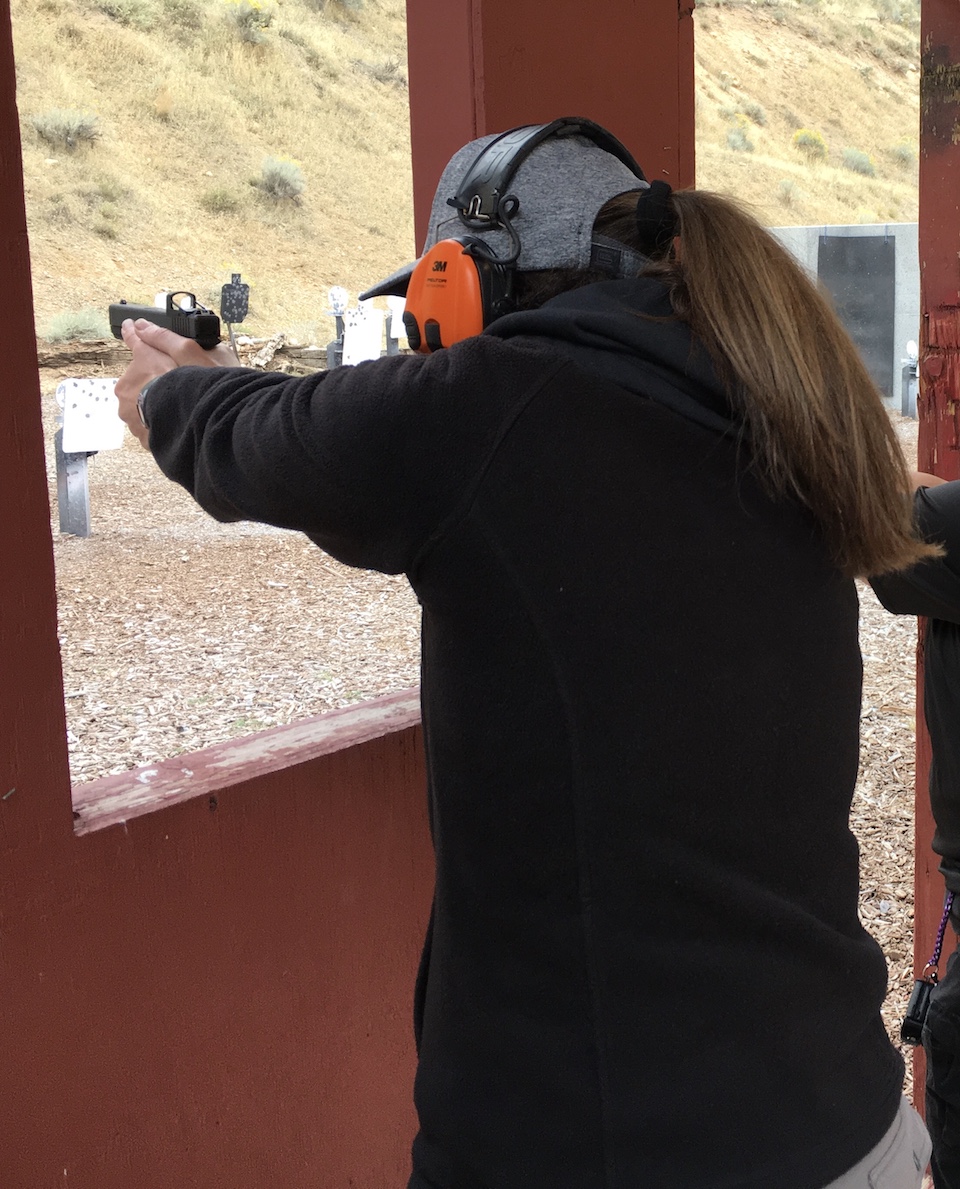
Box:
0, 0, 957, 1184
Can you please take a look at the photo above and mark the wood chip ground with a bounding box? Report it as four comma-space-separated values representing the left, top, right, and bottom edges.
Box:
41, 367, 926, 1101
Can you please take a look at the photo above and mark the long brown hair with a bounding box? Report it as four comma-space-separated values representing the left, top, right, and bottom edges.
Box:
586, 188, 936, 578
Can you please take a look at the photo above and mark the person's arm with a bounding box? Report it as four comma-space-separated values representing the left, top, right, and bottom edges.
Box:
870, 480, 960, 622
114, 320, 563, 575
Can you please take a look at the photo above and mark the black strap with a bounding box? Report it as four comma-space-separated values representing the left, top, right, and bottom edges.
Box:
449, 117, 646, 226
634, 180, 678, 258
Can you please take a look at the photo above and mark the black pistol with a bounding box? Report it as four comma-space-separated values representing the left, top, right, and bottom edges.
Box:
109, 291, 221, 349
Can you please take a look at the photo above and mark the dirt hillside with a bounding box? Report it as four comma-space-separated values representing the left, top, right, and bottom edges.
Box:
12, 0, 921, 341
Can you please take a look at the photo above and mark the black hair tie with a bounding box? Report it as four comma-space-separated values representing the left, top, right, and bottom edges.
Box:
635, 180, 677, 258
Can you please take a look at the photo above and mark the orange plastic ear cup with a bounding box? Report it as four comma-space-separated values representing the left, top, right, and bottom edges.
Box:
402, 240, 486, 353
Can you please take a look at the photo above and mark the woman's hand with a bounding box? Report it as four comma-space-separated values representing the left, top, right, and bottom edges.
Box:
114, 319, 240, 448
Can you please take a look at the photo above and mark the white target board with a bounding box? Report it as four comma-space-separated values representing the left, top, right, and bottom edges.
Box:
57, 378, 126, 453
341, 304, 385, 366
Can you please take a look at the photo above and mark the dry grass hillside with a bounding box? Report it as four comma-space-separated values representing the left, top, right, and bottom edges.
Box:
11, 0, 920, 340
13, 0, 414, 339
695, 0, 920, 226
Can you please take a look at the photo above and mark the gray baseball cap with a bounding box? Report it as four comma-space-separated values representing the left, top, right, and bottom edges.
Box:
360, 118, 649, 300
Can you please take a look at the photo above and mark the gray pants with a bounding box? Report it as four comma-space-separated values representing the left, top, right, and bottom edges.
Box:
821, 1097, 931, 1189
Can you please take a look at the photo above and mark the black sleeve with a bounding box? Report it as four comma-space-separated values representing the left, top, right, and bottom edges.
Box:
870, 482, 960, 623
142, 339, 562, 574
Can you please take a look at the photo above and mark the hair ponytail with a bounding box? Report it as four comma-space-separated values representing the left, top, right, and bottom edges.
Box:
595, 188, 937, 578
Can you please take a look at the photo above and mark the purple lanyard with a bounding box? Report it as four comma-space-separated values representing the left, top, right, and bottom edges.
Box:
924, 891, 956, 982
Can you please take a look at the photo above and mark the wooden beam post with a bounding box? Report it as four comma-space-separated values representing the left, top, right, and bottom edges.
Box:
404, 0, 695, 246
915, 0, 960, 1097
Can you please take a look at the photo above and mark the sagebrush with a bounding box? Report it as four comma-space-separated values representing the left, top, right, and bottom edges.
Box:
31, 109, 100, 150
842, 148, 876, 176
258, 155, 306, 200
43, 309, 112, 342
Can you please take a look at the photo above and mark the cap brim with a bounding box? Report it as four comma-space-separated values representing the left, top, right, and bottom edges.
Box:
358, 261, 416, 301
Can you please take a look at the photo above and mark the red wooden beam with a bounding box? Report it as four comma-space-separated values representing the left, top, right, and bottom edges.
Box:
915, 0, 960, 1094
0, 0, 73, 851
405, 0, 695, 247
72, 689, 421, 835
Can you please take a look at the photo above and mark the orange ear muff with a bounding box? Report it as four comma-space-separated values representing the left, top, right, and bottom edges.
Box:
402, 239, 513, 354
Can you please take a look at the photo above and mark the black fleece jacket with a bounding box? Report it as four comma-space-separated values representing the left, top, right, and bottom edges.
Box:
871, 482, 960, 893
143, 278, 902, 1189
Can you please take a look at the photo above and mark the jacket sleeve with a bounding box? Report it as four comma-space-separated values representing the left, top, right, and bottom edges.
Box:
870, 482, 960, 623
141, 340, 561, 574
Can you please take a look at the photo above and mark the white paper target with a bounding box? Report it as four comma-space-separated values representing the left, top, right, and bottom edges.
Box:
57, 378, 126, 453
341, 305, 385, 366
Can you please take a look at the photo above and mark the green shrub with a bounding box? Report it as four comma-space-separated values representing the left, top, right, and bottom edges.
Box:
891, 142, 916, 167
778, 178, 800, 205
93, 0, 156, 28
792, 127, 827, 160
225, 0, 273, 42
200, 186, 243, 214
726, 116, 754, 153
258, 155, 305, 201
741, 100, 767, 126
842, 148, 877, 176
43, 309, 112, 342
31, 109, 100, 150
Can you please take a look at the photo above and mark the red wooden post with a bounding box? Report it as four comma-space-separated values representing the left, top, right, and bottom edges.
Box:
914, 0, 960, 1097
0, 0, 74, 852
405, 0, 695, 246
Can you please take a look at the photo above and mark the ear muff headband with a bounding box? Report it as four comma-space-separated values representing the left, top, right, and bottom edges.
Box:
451, 117, 646, 226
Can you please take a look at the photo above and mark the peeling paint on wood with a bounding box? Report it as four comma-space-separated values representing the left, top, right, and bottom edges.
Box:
915, 0, 960, 1097
921, 51, 960, 148
71, 688, 422, 835
919, 308, 960, 475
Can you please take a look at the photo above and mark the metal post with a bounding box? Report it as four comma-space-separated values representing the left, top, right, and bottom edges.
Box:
901, 359, 918, 418
326, 314, 344, 369
54, 427, 93, 537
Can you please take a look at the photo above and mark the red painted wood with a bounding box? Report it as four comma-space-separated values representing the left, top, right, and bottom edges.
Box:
0, 0, 73, 852
1, 725, 433, 1187
73, 688, 421, 835
405, 0, 694, 245
914, 0, 960, 1101
405, 0, 479, 250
